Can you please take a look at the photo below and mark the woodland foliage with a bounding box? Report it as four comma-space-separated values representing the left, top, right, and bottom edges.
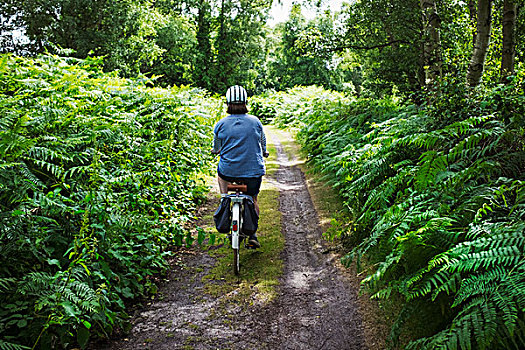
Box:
2, 0, 525, 349
253, 74, 525, 349
0, 54, 219, 349
0, 0, 272, 94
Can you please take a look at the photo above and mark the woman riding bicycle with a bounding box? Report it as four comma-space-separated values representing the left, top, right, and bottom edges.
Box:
212, 85, 268, 248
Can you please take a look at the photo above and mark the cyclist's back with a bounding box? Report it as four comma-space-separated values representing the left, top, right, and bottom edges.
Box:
212, 85, 268, 248
213, 113, 265, 179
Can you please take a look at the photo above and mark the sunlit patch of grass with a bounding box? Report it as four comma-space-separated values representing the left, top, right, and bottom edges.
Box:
265, 125, 298, 163
202, 185, 283, 303
264, 128, 279, 177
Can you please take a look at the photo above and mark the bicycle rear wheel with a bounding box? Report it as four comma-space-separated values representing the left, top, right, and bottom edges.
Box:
233, 248, 240, 275
231, 201, 241, 275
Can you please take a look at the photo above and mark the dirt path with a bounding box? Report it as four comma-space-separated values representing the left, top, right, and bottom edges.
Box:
96, 131, 366, 350
254, 131, 365, 349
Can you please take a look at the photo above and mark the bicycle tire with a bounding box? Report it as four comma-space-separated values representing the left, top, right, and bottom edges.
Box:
233, 248, 240, 275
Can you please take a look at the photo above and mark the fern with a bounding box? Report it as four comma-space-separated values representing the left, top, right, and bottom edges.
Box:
259, 77, 525, 350
1, 54, 220, 347
0, 340, 30, 350
0, 278, 16, 291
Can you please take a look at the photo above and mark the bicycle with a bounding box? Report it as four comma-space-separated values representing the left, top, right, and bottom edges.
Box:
225, 182, 257, 275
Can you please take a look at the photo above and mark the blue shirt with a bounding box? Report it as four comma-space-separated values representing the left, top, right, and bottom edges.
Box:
213, 114, 267, 178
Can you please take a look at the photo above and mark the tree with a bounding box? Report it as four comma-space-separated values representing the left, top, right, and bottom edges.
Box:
500, 0, 518, 81
335, 0, 423, 95
0, 0, 165, 77
150, 15, 196, 86
267, 5, 343, 91
467, 0, 493, 87
420, 0, 443, 88
212, 0, 271, 93
193, 0, 213, 90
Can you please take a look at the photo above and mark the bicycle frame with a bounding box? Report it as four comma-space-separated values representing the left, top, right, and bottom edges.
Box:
230, 195, 244, 251
225, 184, 252, 275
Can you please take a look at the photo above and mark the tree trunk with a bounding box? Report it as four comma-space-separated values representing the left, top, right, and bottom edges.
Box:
194, 0, 213, 90
215, 0, 229, 91
500, 0, 517, 82
420, 0, 443, 88
466, 0, 492, 87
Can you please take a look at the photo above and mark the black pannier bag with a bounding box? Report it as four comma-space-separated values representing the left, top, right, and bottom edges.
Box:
242, 197, 259, 235
214, 197, 232, 233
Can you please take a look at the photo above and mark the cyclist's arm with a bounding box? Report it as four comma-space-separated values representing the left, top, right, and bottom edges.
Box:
261, 128, 269, 158
212, 132, 222, 155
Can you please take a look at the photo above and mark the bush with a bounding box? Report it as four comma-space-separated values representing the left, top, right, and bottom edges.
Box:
0, 54, 221, 349
259, 76, 525, 349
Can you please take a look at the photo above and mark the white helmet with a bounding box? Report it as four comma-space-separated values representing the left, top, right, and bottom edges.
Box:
226, 85, 247, 104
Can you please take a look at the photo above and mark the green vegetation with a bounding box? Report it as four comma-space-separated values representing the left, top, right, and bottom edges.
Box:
0, 0, 272, 93
0, 54, 220, 349
250, 1, 525, 347
254, 74, 525, 349
2, 0, 525, 349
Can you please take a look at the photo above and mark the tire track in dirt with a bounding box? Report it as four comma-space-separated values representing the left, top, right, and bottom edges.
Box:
256, 131, 365, 349
94, 131, 366, 350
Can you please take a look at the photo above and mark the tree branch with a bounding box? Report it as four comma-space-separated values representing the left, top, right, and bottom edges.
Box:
327, 39, 410, 52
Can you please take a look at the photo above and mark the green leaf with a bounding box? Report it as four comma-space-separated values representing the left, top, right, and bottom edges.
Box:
121, 287, 134, 299
185, 231, 195, 247
62, 301, 77, 318
197, 227, 206, 245
77, 326, 90, 349
47, 259, 60, 267
208, 233, 216, 246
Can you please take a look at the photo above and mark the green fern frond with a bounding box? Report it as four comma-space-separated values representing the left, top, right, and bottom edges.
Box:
0, 277, 16, 291
446, 127, 504, 165
0, 111, 20, 131
396, 130, 443, 149
0, 161, 20, 170
69, 281, 96, 301
449, 245, 521, 273
27, 146, 72, 164
63, 165, 91, 179
451, 226, 524, 251
362, 251, 402, 290
0, 340, 30, 350
349, 154, 392, 193
407, 298, 499, 350
443, 114, 494, 136
362, 166, 414, 213
18, 161, 45, 188
455, 262, 525, 307
431, 272, 461, 301
415, 150, 448, 190
18, 272, 53, 295
23, 157, 64, 178
371, 286, 394, 300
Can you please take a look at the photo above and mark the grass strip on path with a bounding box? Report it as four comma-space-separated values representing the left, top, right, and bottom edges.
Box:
201, 134, 284, 305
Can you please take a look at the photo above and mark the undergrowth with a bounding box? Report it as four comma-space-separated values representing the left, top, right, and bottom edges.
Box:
0, 54, 221, 349
253, 76, 525, 350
